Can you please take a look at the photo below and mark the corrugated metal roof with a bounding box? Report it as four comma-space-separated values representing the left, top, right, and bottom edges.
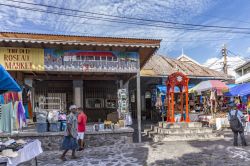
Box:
0, 32, 161, 48
141, 55, 228, 79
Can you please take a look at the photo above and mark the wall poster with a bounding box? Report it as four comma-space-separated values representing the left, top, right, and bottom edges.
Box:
44, 49, 139, 73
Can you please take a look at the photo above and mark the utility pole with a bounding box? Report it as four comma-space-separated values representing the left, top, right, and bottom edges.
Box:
222, 44, 228, 74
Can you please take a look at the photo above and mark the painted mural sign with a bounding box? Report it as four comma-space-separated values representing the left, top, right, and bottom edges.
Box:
44, 49, 139, 73
0, 47, 44, 71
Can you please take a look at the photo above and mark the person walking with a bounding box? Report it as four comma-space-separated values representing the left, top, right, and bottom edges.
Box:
60, 105, 79, 161
228, 102, 247, 146
77, 107, 87, 151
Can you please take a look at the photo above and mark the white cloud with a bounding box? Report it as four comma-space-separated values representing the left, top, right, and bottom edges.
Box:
0, 0, 241, 59
203, 56, 246, 77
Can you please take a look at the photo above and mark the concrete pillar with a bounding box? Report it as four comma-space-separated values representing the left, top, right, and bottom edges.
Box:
137, 71, 142, 143
73, 80, 83, 107
119, 80, 123, 89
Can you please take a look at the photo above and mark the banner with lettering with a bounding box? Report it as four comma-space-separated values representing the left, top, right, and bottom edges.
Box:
0, 47, 44, 71
44, 49, 139, 73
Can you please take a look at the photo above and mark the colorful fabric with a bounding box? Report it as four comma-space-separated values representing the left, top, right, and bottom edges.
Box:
17, 101, 26, 128
24, 104, 29, 119
28, 101, 33, 118
0, 103, 13, 133
0, 95, 4, 104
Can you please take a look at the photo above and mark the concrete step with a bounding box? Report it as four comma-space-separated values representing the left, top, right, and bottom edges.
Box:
148, 131, 157, 138
158, 122, 203, 129
152, 132, 224, 142
155, 127, 213, 135
143, 128, 153, 136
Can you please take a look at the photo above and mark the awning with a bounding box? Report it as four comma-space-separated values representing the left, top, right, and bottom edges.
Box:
189, 80, 228, 93
224, 83, 250, 97
156, 84, 195, 94
0, 65, 21, 94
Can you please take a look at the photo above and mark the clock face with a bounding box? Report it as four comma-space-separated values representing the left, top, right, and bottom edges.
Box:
177, 76, 183, 82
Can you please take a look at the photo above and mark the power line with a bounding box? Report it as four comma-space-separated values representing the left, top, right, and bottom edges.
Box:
7, 0, 250, 31
4, 12, 250, 41
2, 1, 250, 35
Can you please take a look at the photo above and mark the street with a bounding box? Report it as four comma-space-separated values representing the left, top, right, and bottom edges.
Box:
21, 133, 250, 166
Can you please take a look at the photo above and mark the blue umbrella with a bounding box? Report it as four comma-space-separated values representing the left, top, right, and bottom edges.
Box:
224, 83, 250, 97
0, 65, 21, 93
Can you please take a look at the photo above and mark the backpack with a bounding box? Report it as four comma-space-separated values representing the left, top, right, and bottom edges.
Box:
229, 110, 243, 132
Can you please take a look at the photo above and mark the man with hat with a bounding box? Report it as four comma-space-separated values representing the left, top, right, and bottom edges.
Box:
60, 105, 78, 161
228, 102, 247, 146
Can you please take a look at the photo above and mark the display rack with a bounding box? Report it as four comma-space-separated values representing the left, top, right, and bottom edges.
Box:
38, 96, 61, 111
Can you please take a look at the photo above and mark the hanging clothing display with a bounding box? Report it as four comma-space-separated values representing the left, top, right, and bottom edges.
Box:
28, 101, 33, 119
0, 101, 26, 133
210, 90, 216, 100
0, 103, 13, 133
17, 101, 26, 129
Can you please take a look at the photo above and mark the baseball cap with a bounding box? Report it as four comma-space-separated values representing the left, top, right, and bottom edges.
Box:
69, 105, 77, 110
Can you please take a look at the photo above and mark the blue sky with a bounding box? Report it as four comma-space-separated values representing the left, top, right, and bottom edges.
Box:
0, 0, 250, 64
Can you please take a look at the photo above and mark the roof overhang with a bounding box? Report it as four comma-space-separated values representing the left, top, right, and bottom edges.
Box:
0, 32, 161, 68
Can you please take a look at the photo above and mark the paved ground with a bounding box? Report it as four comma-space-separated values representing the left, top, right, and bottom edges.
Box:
20, 132, 250, 166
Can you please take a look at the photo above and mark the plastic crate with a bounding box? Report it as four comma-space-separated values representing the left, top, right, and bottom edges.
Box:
49, 122, 61, 132
36, 122, 48, 133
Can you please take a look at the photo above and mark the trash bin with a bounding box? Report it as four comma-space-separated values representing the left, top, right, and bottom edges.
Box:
49, 122, 61, 132
35, 122, 48, 133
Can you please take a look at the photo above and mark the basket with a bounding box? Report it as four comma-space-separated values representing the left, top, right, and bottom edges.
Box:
49, 122, 61, 132
35, 122, 48, 133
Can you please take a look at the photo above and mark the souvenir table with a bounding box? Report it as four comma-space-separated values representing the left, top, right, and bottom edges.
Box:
0, 139, 43, 166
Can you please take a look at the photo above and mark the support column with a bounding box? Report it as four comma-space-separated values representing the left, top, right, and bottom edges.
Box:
180, 91, 184, 121
170, 91, 175, 123
185, 85, 190, 122
73, 80, 83, 107
136, 71, 142, 143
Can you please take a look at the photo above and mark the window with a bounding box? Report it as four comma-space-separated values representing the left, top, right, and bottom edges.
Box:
107, 57, 113, 61
95, 56, 100, 60
86, 56, 94, 61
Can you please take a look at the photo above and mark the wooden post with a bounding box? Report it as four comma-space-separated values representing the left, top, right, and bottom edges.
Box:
136, 71, 142, 143
167, 91, 171, 122
185, 85, 190, 122
171, 90, 175, 123
180, 91, 184, 121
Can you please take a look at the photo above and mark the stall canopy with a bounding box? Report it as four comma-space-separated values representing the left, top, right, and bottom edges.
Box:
0, 65, 21, 94
224, 83, 250, 97
189, 80, 228, 93
157, 84, 195, 94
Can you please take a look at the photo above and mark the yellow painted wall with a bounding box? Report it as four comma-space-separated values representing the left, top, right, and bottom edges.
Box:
0, 47, 44, 71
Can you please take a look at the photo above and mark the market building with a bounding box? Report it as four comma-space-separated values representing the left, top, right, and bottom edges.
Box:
0, 32, 161, 144
132, 54, 229, 121
235, 60, 250, 83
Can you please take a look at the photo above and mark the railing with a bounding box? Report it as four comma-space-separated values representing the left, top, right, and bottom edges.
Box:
44, 60, 139, 73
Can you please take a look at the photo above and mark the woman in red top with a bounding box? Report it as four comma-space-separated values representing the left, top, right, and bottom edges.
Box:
77, 107, 87, 151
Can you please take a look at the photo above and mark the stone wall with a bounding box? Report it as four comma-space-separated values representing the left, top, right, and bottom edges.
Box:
0, 128, 134, 151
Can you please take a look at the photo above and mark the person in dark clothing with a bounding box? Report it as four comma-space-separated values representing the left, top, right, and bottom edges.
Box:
228, 102, 247, 146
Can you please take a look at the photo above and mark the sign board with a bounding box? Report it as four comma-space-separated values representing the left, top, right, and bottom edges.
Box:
0, 47, 44, 71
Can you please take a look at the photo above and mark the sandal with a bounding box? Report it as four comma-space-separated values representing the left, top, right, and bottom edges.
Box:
60, 156, 67, 161
71, 156, 78, 159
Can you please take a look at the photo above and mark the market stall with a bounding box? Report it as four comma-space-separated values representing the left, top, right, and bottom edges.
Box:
224, 83, 250, 133
0, 65, 43, 166
0, 139, 42, 166
189, 80, 229, 129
